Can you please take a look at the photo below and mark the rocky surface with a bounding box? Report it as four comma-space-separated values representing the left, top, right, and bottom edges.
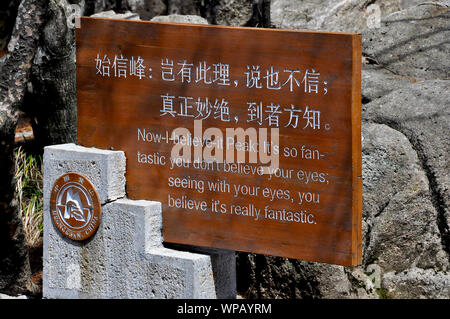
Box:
362, 3, 450, 80
1, 0, 448, 299
364, 80, 450, 253
383, 267, 450, 298
361, 119, 448, 271
166, 0, 200, 16
212, 0, 253, 26
0, 293, 27, 299
271, 0, 403, 32
127, 0, 166, 20
151, 14, 208, 24
361, 65, 416, 103
43, 0, 450, 300
90, 10, 141, 20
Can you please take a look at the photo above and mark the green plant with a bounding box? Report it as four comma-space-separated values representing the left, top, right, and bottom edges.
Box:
376, 287, 389, 299
14, 147, 43, 247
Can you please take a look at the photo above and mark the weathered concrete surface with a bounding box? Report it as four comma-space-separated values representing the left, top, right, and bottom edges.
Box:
43, 144, 236, 299
43, 143, 126, 205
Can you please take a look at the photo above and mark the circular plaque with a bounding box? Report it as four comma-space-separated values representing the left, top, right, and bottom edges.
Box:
50, 172, 101, 241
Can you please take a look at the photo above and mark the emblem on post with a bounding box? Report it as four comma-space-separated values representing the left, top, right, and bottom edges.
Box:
50, 172, 101, 241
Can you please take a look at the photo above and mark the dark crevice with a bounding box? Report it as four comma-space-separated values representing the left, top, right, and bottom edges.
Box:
363, 223, 374, 265
0, 0, 21, 52
245, 0, 273, 28
362, 54, 414, 79
100, 194, 126, 207
375, 197, 392, 219
362, 0, 377, 10
362, 54, 380, 65
236, 254, 322, 299
363, 197, 393, 265
362, 95, 372, 104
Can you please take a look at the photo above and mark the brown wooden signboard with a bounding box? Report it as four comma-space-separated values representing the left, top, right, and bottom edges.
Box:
76, 17, 362, 266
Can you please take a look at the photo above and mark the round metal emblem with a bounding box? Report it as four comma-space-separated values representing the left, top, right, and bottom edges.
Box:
50, 172, 101, 241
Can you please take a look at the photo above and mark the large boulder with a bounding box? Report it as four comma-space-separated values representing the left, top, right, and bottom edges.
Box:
314, 0, 402, 32
271, 0, 403, 32
166, 0, 253, 26
363, 80, 450, 257
361, 120, 448, 274
382, 267, 450, 298
166, 0, 200, 16
362, 4, 450, 80
360, 3, 449, 103
361, 65, 416, 104
238, 116, 449, 298
90, 10, 141, 20
212, 0, 253, 26
151, 14, 208, 25
126, 0, 166, 20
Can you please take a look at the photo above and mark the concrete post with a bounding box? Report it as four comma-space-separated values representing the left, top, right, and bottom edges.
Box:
43, 143, 236, 299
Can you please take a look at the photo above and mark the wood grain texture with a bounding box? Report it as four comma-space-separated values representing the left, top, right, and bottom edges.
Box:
76, 17, 362, 266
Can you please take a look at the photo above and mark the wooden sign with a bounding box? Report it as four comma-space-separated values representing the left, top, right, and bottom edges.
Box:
76, 17, 362, 266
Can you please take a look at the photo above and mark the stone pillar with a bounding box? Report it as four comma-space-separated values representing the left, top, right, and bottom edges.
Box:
43, 143, 236, 299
